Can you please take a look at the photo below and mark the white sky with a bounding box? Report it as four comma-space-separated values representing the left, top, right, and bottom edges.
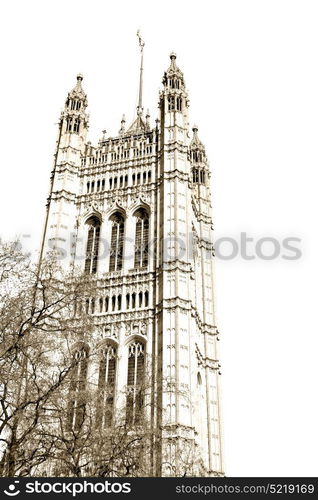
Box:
1, 0, 318, 476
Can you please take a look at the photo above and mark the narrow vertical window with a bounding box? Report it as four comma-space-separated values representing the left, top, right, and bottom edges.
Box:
66, 117, 73, 132
84, 216, 101, 274
168, 96, 175, 111
134, 208, 149, 269
131, 293, 136, 309
109, 213, 125, 272
73, 118, 80, 133
112, 296, 116, 311
126, 342, 145, 425
68, 346, 89, 432
97, 344, 117, 428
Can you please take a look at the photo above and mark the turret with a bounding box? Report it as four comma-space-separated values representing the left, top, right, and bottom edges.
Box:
189, 124, 209, 186
60, 74, 89, 146
159, 53, 190, 143
43, 74, 89, 267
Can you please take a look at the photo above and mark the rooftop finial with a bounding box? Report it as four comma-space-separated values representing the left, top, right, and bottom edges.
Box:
119, 114, 126, 134
76, 74, 83, 90
137, 30, 145, 116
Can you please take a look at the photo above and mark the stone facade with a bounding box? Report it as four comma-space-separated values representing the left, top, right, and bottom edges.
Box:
41, 51, 224, 476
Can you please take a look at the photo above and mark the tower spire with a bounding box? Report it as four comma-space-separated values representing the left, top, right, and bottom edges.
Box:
137, 30, 145, 116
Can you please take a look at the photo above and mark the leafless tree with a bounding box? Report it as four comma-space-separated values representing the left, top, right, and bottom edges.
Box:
0, 241, 95, 476
0, 241, 203, 477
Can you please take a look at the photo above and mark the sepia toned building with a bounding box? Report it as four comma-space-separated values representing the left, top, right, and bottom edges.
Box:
40, 44, 224, 476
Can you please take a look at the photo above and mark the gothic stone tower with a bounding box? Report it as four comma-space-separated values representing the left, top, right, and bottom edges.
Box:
41, 51, 224, 477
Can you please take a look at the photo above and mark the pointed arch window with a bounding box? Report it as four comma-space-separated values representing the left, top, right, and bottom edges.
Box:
84, 216, 101, 274
176, 96, 182, 112
68, 346, 89, 431
73, 118, 80, 133
126, 341, 145, 425
168, 96, 175, 111
131, 293, 136, 309
133, 208, 149, 269
66, 117, 73, 132
97, 344, 117, 428
109, 213, 125, 272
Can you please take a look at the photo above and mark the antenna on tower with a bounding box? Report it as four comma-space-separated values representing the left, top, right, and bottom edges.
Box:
137, 30, 145, 116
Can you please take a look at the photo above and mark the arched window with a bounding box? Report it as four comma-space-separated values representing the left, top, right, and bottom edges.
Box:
84, 216, 101, 274
109, 213, 125, 272
126, 341, 145, 425
73, 118, 80, 133
134, 208, 149, 269
68, 346, 89, 431
176, 96, 182, 112
126, 294, 130, 309
66, 117, 73, 132
97, 344, 117, 427
131, 293, 136, 309
168, 96, 175, 111
144, 291, 149, 308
